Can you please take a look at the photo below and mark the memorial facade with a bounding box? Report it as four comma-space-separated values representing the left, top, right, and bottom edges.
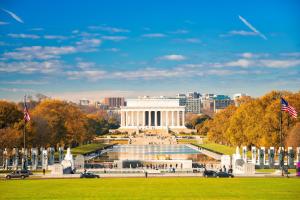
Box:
119, 97, 186, 130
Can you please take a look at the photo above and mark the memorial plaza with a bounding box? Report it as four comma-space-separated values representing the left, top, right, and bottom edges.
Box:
118, 97, 188, 134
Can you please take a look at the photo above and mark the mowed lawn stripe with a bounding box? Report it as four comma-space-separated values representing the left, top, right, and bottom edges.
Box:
0, 178, 299, 200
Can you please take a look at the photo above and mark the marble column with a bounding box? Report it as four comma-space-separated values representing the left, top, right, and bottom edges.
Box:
42, 149, 48, 170
160, 111, 163, 127
177, 111, 180, 127
21, 148, 28, 170
287, 147, 294, 167
58, 147, 64, 162
31, 148, 38, 170
137, 111, 140, 127
148, 110, 151, 127
126, 111, 129, 127
297, 147, 300, 163
48, 147, 55, 165
166, 111, 169, 127
259, 147, 265, 168
131, 111, 134, 126
171, 111, 174, 126
251, 146, 256, 164
12, 148, 18, 170
3, 148, 8, 170
268, 147, 275, 168
182, 111, 185, 127
143, 111, 145, 126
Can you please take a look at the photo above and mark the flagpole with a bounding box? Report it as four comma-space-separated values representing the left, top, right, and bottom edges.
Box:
279, 108, 284, 177
23, 95, 26, 150
23, 95, 26, 170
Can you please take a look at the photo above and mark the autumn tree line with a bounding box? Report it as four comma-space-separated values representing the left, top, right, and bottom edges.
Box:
0, 99, 119, 149
192, 91, 300, 148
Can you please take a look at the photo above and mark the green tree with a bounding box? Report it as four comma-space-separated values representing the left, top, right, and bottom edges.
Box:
0, 101, 23, 129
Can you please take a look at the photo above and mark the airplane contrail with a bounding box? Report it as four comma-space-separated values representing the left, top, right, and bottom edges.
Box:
2, 8, 24, 23
238, 15, 267, 40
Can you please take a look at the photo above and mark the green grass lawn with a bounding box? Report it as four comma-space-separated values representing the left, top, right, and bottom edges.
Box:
194, 142, 236, 155
193, 142, 253, 157
177, 139, 199, 144
70, 143, 110, 155
256, 168, 296, 174
0, 178, 299, 200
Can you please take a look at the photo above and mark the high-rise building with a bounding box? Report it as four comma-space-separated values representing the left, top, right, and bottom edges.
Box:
102, 97, 126, 108
233, 93, 249, 106
176, 93, 187, 107
95, 101, 109, 109
202, 94, 233, 113
201, 93, 215, 100
213, 95, 233, 113
202, 99, 214, 112
186, 98, 201, 114
176, 92, 201, 114
187, 92, 200, 99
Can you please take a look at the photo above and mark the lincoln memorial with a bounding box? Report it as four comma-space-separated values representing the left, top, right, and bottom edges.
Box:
119, 96, 187, 133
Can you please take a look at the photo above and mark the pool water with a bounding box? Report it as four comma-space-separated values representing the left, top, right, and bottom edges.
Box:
107, 144, 201, 160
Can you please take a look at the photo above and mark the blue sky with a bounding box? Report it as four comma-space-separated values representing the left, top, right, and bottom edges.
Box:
0, 0, 300, 102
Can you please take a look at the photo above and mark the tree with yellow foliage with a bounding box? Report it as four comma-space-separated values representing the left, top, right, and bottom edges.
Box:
201, 91, 300, 148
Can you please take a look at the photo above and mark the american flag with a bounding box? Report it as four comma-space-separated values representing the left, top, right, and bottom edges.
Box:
24, 96, 31, 122
281, 97, 297, 118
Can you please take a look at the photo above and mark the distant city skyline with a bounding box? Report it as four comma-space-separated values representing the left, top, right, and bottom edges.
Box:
0, 0, 300, 102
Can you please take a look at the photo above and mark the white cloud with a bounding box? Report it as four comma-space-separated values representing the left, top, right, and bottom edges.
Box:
158, 54, 187, 61
224, 58, 300, 68
76, 39, 101, 46
105, 48, 120, 52
174, 38, 201, 44
66, 70, 107, 80
142, 33, 166, 38
3, 38, 102, 60
170, 29, 189, 34
29, 28, 44, 31
1, 8, 24, 23
44, 35, 68, 40
221, 30, 258, 37
259, 59, 300, 68
0, 21, 9, 25
1, 80, 48, 85
0, 60, 63, 74
0, 88, 35, 93
72, 30, 79, 34
0, 42, 8, 46
185, 38, 201, 43
8, 33, 40, 39
101, 36, 127, 41
3, 46, 76, 60
75, 38, 102, 52
238, 15, 267, 40
241, 52, 253, 58
224, 59, 252, 68
88, 25, 130, 33
77, 62, 95, 69
64, 63, 252, 81
280, 52, 300, 57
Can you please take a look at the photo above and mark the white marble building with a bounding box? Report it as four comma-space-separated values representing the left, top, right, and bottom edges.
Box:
119, 97, 186, 130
